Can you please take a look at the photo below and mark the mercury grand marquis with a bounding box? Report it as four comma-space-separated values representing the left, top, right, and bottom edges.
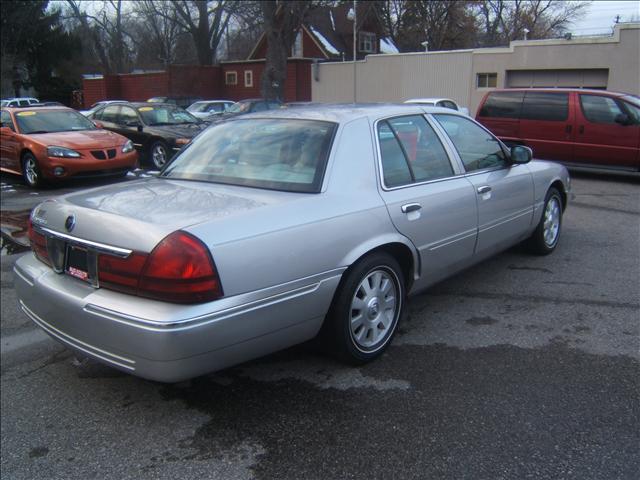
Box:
14, 104, 570, 382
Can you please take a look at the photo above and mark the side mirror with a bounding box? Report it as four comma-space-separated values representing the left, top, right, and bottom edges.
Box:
614, 113, 631, 126
510, 145, 532, 164
93, 121, 104, 129
0, 126, 14, 135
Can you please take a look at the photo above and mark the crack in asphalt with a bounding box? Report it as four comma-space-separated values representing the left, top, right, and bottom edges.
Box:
426, 291, 639, 310
570, 201, 639, 215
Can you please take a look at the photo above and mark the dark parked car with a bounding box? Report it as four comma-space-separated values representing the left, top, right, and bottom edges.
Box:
208, 98, 283, 124
147, 96, 202, 109
476, 88, 640, 172
87, 102, 205, 168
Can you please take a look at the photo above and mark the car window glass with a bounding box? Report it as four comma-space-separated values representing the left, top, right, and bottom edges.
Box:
14, 110, 97, 134
207, 103, 224, 113
100, 105, 121, 123
252, 102, 268, 112
378, 122, 413, 187
386, 115, 454, 183
1, 110, 15, 130
119, 107, 139, 125
522, 92, 569, 121
438, 101, 458, 110
580, 95, 624, 124
622, 101, 640, 123
137, 106, 198, 125
434, 114, 507, 172
18, 100, 29, 106
478, 92, 524, 118
162, 119, 336, 193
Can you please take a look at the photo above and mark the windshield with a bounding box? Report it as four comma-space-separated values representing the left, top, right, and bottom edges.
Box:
226, 102, 251, 114
15, 110, 97, 134
0, 101, 8, 107
137, 105, 199, 125
187, 102, 217, 113
161, 118, 337, 193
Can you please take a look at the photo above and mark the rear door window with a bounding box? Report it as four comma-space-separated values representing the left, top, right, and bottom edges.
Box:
521, 92, 569, 121
378, 115, 454, 187
478, 92, 524, 118
97, 105, 120, 123
579, 94, 625, 124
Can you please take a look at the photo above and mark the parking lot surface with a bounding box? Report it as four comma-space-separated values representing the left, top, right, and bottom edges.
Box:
1, 171, 638, 480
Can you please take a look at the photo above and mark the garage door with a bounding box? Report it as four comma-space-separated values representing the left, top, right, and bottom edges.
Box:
506, 69, 608, 89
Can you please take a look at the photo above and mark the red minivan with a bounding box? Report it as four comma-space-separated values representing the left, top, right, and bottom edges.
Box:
476, 88, 640, 172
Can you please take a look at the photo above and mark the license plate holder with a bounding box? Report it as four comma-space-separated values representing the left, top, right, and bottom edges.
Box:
65, 245, 90, 282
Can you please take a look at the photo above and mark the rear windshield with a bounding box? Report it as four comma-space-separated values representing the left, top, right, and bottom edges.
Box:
14, 110, 96, 134
161, 118, 337, 193
137, 106, 199, 125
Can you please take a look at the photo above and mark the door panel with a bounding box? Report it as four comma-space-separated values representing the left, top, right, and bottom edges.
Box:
517, 91, 574, 162
573, 94, 640, 170
465, 165, 535, 257
381, 178, 478, 288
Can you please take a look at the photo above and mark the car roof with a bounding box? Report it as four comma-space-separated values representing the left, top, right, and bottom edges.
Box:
405, 98, 453, 104
2, 105, 71, 112
223, 103, 465, 123
487, 88, 628, 97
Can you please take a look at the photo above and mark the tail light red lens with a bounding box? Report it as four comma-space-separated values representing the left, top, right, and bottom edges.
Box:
28, 218, 51, 266
139, 231, 223, 303
97, 231, 222, 304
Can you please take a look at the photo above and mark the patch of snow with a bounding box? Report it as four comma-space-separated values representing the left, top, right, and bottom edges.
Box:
309, 26, 340, 55
380, 37, 399, 54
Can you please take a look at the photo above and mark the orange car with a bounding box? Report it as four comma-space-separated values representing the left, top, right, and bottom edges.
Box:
0, 106, 138, 187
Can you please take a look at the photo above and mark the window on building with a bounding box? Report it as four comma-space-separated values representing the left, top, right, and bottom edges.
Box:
358, 32, 376, 53
244, 70, 253, 88
291, 30, 303, 57
477, 73, 498, 88
225, 71, 237, 86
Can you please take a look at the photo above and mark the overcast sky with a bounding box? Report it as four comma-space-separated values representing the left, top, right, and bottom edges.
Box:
569, 0, 640, 35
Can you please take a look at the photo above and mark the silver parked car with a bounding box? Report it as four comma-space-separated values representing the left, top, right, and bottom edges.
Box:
14, 105, 570, 382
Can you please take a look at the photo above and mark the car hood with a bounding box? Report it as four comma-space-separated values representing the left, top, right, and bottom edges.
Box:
144, 123, 205, 138
31, 178, 305, 253
28, 129, 126, 149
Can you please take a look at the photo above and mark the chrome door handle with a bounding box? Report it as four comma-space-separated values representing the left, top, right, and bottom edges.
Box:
477, 186, 492, 194
401, 203, 422, 213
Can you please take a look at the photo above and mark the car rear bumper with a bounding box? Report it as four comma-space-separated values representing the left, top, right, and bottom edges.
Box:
14, 253, 342, 382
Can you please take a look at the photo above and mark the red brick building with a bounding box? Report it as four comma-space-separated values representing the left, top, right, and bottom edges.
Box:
81, 3, 393, 108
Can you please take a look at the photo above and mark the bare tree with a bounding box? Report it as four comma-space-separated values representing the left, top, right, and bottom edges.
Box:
261, 0, 325, 101
147, 0, 239, 65
474, 0, 589, 46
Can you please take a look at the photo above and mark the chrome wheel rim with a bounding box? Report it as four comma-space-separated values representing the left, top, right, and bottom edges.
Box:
24, 157, 38, 186
350, 268, 399, 351
543, 197, 561, 246
152, 144, 167, 168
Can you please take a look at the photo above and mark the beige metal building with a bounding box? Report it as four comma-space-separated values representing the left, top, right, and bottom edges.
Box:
311, 23, 640, 115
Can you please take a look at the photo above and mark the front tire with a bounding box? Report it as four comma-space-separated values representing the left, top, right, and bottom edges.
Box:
525, 187, 563, 255
22, 152, 43, 188
321, 252, 405, 364
148, 141, 168, 169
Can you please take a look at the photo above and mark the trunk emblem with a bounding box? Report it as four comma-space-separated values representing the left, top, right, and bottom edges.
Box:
65, 215, 76, 232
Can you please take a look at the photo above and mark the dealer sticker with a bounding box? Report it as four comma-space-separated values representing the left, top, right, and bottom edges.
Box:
138, 107, 153, 111
16, 111, 36, 116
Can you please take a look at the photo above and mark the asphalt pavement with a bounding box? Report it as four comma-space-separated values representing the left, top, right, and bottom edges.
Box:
1, 170, 638, 480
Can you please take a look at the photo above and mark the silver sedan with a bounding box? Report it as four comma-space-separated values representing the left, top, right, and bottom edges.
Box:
14, 105, 570, 382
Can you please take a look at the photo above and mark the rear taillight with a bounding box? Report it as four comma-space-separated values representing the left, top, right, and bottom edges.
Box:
139, 231, 223, 303
28, 218, 51, 266
97, 231, 222, 304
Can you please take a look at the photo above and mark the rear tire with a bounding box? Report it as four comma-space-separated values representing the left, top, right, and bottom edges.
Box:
21, 152, 43, 188
525, 187, 563, 255
320, 252, 405, 364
